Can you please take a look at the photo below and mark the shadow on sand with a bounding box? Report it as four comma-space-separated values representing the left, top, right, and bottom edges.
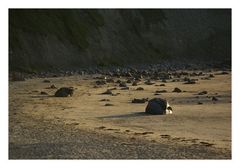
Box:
98, 112, 150, 119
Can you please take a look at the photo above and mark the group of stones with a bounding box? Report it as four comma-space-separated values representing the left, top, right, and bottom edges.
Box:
38, 79, 74, 97
10, 63, 230, 115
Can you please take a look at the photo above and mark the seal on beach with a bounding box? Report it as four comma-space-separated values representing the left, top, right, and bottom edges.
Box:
54, 87, 74, 97
145, 98, 173, 115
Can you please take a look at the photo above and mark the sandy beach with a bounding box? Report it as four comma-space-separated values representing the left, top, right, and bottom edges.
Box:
9, 70, 231, 159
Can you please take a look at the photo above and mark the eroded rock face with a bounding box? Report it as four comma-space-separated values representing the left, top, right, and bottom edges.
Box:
54, 87, 74, 97
145, 98, 172, 115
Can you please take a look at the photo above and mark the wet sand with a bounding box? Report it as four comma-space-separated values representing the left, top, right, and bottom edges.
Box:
9, 70, 231, 159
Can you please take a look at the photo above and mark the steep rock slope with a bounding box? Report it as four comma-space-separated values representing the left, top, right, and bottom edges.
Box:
9, 9, 231, 71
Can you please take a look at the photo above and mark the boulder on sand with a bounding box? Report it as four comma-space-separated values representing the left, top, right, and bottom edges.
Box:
54, 87, 74, 97
145, 98, 173, 115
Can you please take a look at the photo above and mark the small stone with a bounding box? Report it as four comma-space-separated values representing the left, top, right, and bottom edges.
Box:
172, 87, 182, 93
198, 102, 203, 105
43, 79, 50, 83
160, 84, 165, 86
126, 79, 132, 83
100, 99, 110, 101
145, 80, 155, 85
132, 98, 148, 103
198, 91, 208, 95
40, 91, 48, 95
121, 87, 129, 90
209, 74, 215, 78
155, 90, 167, 93
119, 82, 127, 87
106, 78, 115, 83
136, 87, 144, 91
132, 81, 138, 86
96, 80, 106, 85
105, 103, 114, 106
46, 84, 57, 89
212, 96, 218, 101
184, 80, 196, 84
161, 79, 167, 83
102, 89, 113, 95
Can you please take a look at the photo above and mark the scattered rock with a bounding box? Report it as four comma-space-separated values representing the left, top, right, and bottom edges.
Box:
136, 87, 144, 91
220, 71, 229, 75
131, 98, 148, 103
54, 87, 74, 97
100, 99, 110, 101
97, 126, 106, 129
116, 80, 122, 83
172, 87, 182, 93
126, 79, 132, 83
145, 80, 155, 85
161, 79, 167, 83
105, 103, 114, 106
106, 78, 115, 83
119, 82, 127, 87
201, 77, 211, 80
155, 90, 167, 93
198, 102, 203, 105
112, 93, 120, 96
212, 96, 218, 101
101, 89, 113, 95
46, 84, 57, 89
96, 80, 106, 85
132, 81, 138, 86
184, 79, 196, 84
209, 74, 215, 78
145, 98, 173, 115
161, 134, 171, 138
121, 87, 129, 90
43, 79, 50, 83
160, 84, 166, 86
198, 91, 208, 95
40, 91, 48, 95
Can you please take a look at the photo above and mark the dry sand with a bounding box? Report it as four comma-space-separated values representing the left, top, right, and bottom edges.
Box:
9, 70, 231, 159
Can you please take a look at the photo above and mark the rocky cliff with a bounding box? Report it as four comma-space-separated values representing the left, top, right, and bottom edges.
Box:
9, 9, 231, 72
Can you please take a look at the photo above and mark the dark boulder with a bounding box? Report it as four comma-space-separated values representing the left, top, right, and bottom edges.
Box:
54, 87, 74, 97
145, 98, 172, 115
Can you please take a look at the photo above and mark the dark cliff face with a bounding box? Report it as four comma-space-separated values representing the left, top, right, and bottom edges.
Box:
9, 9, 231, 72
